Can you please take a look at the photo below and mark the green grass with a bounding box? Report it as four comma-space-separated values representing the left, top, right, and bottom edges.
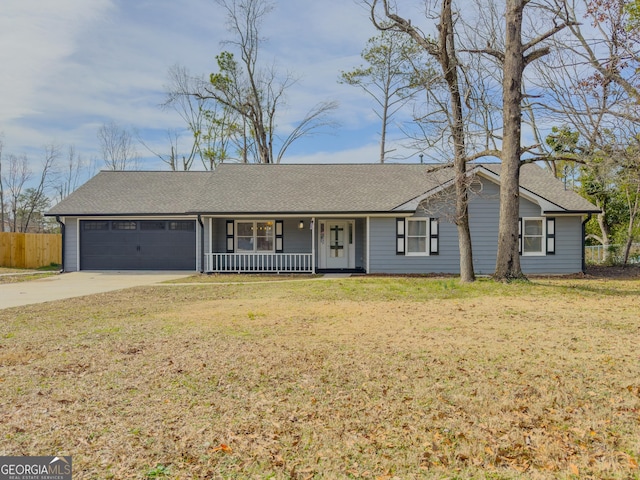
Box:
163, 273, 319, 283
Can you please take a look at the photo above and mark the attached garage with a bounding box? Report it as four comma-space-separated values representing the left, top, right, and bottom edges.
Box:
80, 219, 196, 270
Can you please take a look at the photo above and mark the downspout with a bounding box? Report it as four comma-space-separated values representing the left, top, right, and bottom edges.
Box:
582, 214, 592, 273
198, 215, 205, 273
55, 215, 65, 273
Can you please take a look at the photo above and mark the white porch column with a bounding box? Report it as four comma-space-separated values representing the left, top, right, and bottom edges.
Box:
311, 217, 316, 273
366, 216, 370, 273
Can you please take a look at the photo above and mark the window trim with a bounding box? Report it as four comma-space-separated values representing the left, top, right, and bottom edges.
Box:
521, 217, 546, 256
234, 220, 276, 253
406, 218, 430, 257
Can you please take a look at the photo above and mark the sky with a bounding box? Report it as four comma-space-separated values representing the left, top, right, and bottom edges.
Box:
0, 0, 428, 179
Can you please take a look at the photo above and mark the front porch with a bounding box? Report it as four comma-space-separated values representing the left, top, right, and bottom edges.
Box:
204, 252, 314, 273
202, 217, 366, 274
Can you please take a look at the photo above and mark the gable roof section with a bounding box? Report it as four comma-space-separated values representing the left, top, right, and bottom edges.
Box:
190, 164, 448, 214
482, 163, 600, 213
47, 171, 211, 216
47, 163, 599, 216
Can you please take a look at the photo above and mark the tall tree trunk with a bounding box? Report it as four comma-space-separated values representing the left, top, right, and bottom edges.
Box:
370, 0, 475, 281
595, 201, 612, 262
440, 0, 474, 282
622, 185, 640, 265
380, 96, 389, 163
494, 0, 525, 281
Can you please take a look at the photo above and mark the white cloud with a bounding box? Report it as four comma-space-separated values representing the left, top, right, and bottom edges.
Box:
0, 0, 398, 171
0, 0, 113, 122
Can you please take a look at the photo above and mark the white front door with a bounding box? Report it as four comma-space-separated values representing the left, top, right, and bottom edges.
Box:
319, 220, 354, 269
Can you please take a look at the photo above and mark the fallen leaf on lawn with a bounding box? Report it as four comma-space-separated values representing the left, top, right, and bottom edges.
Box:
211, 444, 232, 453
569, 463, 579, 475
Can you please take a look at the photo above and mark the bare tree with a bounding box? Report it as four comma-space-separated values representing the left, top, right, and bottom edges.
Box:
20, 144, 59, 232
528, 0, 640, 260
567, 0, 640, 111
619, 152, 640, 264
195, 0, 338, 164
464, 0, 574, 281
163, 65, 241, 169
340, 29, 427, 163
97, 121, 140, 170
139, 129, 192, 171
55, 145, 86, 201
369, 0, 482, 282
3, 154, 31, 232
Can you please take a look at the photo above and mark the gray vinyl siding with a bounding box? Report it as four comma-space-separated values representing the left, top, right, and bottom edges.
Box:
369, 217, 460, 274
355, 218, 366, 270
204, 218, 213, 256
520, 216, 583, 274
369, 179, 585, 275
196, 220, 202, 272
467, 182, 500, 275
282, 220, 313, 253
63, 217, 79, 272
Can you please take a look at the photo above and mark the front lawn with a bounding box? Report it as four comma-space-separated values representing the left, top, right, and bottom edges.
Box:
0, 277, 638, 478
0, 267, 58, 284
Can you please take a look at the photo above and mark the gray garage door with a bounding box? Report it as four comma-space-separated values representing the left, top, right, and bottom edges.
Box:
80, 220, 196, 270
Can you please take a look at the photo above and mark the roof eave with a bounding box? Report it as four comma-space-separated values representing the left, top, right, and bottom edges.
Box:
542, 209, 602, 215
187, 210, 409, 216
44, 212, 198, 217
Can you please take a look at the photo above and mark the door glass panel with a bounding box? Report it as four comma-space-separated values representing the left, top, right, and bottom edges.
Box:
83, 221, 109, 230
140, 221, 166, 230
330, 224, 344, 258
112, 221, 137, 230
169, 221, 195, 231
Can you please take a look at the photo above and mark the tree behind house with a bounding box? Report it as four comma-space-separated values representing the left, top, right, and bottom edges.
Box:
340, 29, 426, 163
192, 0, 338, 164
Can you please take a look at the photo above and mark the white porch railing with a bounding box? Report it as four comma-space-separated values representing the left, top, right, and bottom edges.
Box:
205, 253, 314, 273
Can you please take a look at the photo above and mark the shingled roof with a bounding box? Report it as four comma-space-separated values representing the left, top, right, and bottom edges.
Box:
190, 164, 453, 213
47, 171, 211, 216
47, 163, 599, 216
482, 163, 600, 213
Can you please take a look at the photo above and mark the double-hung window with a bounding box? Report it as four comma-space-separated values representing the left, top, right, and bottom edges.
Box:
520, 217, 556, 256
521, 218, 544, 255
236, 221, 274, 252
399, 218, 439, 256
406, 218, 428, 255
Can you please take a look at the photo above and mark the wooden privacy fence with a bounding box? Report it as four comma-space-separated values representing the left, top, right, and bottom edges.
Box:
0, 232, 62, 269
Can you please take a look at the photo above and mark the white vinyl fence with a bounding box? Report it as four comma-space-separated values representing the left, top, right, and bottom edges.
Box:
585, 243, 640, 264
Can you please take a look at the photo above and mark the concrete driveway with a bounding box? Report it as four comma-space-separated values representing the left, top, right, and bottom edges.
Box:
0, 271, 192, 309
